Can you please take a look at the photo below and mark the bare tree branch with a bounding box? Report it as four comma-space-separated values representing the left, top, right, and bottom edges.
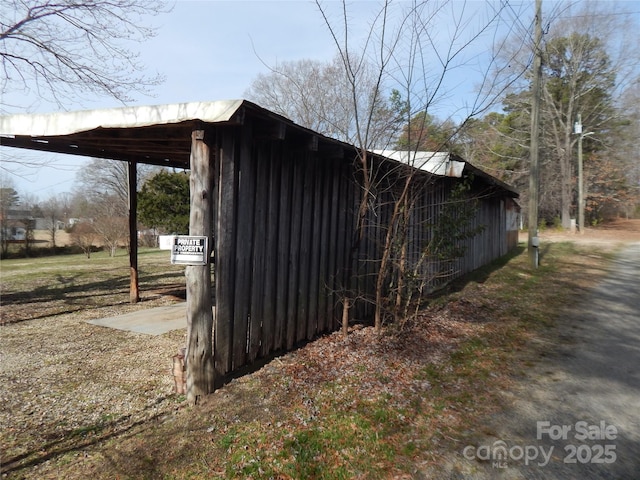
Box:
0, 0, 171, 110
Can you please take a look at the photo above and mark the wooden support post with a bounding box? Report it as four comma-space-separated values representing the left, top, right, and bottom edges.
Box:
185, 128, 215, 404
128, 161, 140, 303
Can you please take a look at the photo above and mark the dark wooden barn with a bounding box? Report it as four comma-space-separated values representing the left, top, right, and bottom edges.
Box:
1, 100, 519, 397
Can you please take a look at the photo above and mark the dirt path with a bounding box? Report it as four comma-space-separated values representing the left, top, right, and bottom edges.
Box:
443, 241, 640, 479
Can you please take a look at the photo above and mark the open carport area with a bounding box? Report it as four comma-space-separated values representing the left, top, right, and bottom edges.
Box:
87, 303, 187, 336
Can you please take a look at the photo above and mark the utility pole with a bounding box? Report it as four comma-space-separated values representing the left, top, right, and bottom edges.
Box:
574, 114, 593, 235
575, 114, 584, 234
528, 0, 543, 268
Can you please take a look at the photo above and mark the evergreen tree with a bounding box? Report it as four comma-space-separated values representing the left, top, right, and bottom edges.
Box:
396, 112, 459, 154
138, 171, 190, 234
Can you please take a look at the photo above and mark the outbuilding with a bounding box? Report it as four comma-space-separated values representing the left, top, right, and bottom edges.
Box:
1, 100, 519, 401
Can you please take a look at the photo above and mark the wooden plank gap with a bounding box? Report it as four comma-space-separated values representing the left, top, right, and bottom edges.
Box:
308, 135, 318, 151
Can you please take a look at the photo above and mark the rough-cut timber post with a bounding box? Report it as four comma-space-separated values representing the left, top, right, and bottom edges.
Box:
185, 128, 215, 404
128, 161, 139, 303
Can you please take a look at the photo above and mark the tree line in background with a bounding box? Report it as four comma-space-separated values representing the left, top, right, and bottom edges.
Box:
0, 160, 189, 259
2, 1, 637, 253
246, 1, 639, 229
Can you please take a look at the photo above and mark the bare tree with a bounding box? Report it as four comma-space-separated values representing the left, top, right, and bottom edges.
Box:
75, 158, 159, 257
65, 189, 125, 255
554, 3, 639, 227
312, 0, 520, 332
40, 195, 62, 249
486, 1, 640, 227
1, 1, 169, 188
91, 193, 128, 257
0, 0, 169, 110
70, 221, 97, 258
77, 158, 158, 214
245, 54, 403, 146
17, 191, 38, 256
618, 77, 640, 217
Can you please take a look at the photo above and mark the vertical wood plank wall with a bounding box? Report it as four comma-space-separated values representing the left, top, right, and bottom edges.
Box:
212, 123, 518, 379
213, 126, 356, 378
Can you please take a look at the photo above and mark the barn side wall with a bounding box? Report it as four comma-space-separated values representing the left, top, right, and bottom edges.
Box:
352, 170, 516, 318
211, 122, 518, 379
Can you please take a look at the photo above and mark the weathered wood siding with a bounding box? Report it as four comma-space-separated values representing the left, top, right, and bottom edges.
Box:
212, 126, 357, 378
353, 170, 517, 312
211, 121, 518, 379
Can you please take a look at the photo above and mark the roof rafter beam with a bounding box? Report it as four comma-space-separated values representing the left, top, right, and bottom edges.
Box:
1, 135, 188, 168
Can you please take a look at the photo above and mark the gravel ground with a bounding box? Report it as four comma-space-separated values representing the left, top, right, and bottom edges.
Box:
0, 299, 187, 476
434, 237, 640, 478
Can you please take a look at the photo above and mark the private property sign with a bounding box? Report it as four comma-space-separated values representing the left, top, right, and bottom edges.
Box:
170, 236, 208, 265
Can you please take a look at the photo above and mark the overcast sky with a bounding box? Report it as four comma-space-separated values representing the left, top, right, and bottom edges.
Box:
2, 0, 639, 199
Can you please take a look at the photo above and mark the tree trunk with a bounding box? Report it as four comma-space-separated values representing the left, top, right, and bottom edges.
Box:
394, 222, 407, 323
374, 174, 412, 332
341, 298, 350, 336
49, 222, 57, 250
374, 213, 396, 332
341, 148, 372, 338
561, 155, 572, 229
185, 128, 215, 405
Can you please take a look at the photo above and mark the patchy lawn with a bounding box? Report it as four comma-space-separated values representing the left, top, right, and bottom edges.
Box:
0, 248, 186, 325
0, 239, 623, 479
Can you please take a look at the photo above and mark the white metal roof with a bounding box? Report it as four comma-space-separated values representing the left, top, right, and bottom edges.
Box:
0, 100, 517, 196
0, 100, 244, 137
373, 150, 465, 177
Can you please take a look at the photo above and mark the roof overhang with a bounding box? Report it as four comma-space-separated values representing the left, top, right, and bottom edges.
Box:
0, 100, 250, 167
1, 100, 246, 136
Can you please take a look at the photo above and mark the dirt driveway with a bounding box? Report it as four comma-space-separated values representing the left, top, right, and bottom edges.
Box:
443, 224, 640, 479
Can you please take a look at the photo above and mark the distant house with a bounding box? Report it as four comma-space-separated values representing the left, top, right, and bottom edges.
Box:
3, 225, 26, 241
34, 217, 65, 231
0, 209, 34, 241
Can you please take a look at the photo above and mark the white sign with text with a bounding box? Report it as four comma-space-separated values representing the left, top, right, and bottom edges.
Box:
170, 236, 208, 265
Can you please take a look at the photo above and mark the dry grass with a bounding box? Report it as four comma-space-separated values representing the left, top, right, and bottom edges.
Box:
1, 248, 186, 325
0, 226, 634, 478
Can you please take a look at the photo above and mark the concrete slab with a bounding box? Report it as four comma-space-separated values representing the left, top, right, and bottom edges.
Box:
87, 303, 187, 335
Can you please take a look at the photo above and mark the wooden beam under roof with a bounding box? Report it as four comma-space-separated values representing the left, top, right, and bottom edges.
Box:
1, 135, 190, 167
